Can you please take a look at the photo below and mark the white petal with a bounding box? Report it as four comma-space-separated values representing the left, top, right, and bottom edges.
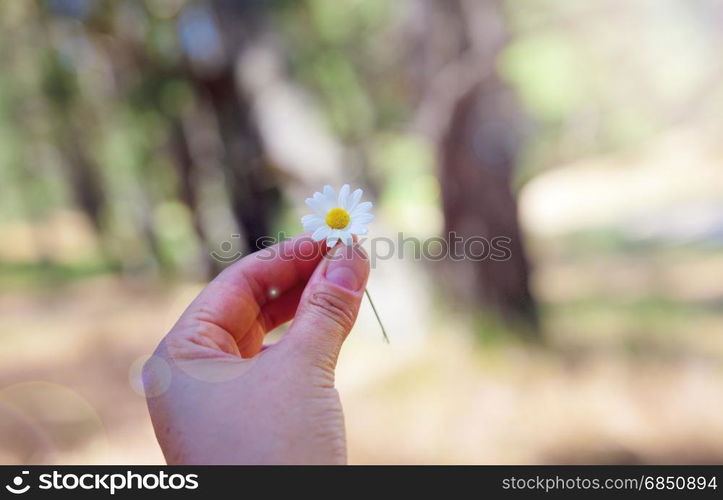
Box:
352, 213, 374, 224
305, 197, 326, 216
348, 223, 368, 235
302, 216, 324, 233
338, 184, 350, 210
326, 236, 339, 248
341, 231, 354, 246
351, 202, 373, 217
348, 189, 363, 212
304, 222, 323, 233
312, 225, 331, 241
314, 191, 334, 212
322, 185, 336, 203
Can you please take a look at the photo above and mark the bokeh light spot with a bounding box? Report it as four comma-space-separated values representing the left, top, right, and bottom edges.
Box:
129, 355, 171, 398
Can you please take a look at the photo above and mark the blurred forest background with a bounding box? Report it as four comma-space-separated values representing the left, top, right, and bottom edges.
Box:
2, 0, 723, 464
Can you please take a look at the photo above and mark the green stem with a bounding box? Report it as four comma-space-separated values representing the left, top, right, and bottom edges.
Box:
364, 287, 389, 343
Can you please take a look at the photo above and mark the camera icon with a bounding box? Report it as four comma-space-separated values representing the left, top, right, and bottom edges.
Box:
5, 471, 30, 494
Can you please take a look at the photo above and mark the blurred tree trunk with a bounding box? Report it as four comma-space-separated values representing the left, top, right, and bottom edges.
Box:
40, 41, 115, 265
58, 124, 106, 235
441, 79, 537, 333
184, 0, 280, 254
409, 0, 538, 334
83, 3, 215, 275
196, 69, 279, 253
168, 119, 221, 276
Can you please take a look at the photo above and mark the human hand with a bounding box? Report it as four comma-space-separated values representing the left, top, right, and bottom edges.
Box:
143, 236, 370, 464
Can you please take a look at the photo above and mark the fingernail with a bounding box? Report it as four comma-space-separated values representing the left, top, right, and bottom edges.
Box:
325, 244, 367, 291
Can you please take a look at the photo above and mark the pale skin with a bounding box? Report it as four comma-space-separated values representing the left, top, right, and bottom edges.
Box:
143, 235, 370, 464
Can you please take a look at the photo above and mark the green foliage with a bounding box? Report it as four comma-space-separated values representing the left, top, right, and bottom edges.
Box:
277, 0, 397, 138
41, 51, 79, 110
0, 260, 116, 292
500, 33, 584, 123
502, 0, 717, 172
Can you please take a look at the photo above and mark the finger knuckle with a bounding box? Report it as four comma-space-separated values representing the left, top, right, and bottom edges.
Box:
308, 289, 356, 332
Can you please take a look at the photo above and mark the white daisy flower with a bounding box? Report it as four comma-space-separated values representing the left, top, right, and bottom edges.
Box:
301, 184, 374, 247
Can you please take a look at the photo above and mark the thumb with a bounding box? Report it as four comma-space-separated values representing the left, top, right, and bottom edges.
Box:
284, 243, 370, 370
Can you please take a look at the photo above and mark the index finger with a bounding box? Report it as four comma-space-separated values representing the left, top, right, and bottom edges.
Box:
176, 234, 327, 342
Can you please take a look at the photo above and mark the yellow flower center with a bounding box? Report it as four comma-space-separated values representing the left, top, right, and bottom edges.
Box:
325, 207, 350, 230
